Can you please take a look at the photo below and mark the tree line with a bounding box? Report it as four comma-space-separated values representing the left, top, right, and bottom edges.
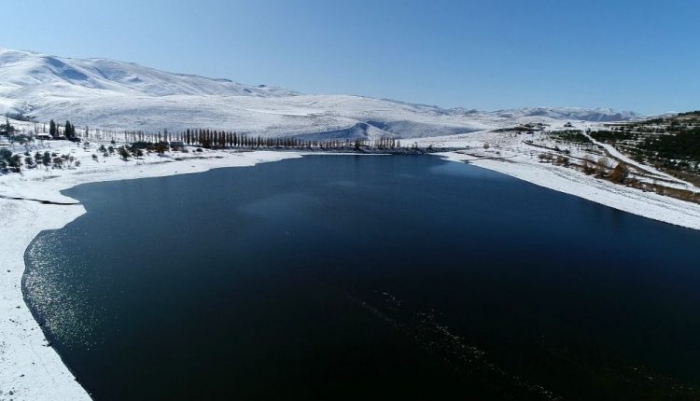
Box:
48, 120, 77, 139
109, 128, 407, 151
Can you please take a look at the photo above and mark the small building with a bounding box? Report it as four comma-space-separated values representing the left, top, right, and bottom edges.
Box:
36, 133, 52, 141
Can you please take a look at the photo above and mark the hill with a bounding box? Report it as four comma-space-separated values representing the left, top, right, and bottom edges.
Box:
0, 48, 643, 139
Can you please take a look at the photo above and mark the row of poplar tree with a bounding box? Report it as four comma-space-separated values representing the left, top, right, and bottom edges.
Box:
48, 120, 77, 138
120, 128, 404, 151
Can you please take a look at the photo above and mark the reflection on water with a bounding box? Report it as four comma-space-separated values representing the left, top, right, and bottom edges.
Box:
24, 234, 102, 350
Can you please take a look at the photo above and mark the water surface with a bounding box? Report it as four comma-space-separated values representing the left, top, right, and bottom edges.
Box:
25, 155, 700, 400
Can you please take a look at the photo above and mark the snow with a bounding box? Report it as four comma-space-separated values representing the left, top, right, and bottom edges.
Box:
0, 140, 302, 401
0, 49, 298, 99
0, 200, 88, 401
491, 107, 644, 122
0, 48, 642, 139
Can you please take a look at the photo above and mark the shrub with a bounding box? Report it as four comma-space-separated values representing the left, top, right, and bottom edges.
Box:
131, 141, 151, 150
609, 163, 630, 183
582, 156, 595, 175
539, 153, 554, 163
555, 155, 570, 166
8, 155, 21, 172
155, 142, 168, 154
117, 146, 130, 161
551, 130, 591, 144
0, 148, 11, 163
595, 156, 610, 178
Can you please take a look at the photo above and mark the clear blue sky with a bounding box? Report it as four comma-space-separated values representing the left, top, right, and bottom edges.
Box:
1, 0, 698, 115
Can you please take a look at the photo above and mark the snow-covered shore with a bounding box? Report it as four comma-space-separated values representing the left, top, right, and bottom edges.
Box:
410, 120, 700, 231
0, 145, 301, 401
438, 151, 700, 231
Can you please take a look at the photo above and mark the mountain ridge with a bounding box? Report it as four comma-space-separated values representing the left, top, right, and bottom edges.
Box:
0, 48, 299, 99
0, 48, 644, 138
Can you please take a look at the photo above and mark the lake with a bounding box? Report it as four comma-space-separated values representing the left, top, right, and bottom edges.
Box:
24, 155, 700, 400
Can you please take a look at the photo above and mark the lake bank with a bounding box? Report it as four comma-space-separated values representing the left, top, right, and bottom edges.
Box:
439, 151, 700, 231
1, 149, 301, 400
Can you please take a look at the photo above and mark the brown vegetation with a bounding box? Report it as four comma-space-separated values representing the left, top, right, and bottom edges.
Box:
609, 163, 630, 183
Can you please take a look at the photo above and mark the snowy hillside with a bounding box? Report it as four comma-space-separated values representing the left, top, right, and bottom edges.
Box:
0, 48, 297, 98
0, 48, 643, 139
491, 107, 644, 123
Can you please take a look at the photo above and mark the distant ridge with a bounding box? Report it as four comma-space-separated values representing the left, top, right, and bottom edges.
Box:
0, 48, 643, 138
491, 107, 644, 123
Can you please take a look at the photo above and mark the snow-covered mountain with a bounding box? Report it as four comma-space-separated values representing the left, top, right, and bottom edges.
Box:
0, 48, 297, 98
0, 48, 643, 139
491, 107, 644, 123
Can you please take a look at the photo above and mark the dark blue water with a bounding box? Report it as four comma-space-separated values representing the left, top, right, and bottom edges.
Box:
24, 155, 700, 400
